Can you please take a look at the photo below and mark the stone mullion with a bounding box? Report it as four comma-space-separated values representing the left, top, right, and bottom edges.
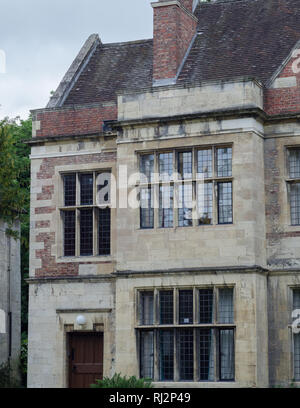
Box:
193, 287, 198, 382
93, 207, 97, 257
174, 288, 179, 382
193, 327, 197, 382
154, 153, 159, 229
174, 182, 179, 228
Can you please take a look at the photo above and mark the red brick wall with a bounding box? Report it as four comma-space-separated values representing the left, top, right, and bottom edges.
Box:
33, 152, 116, 278
33, 104, 117, 138
153, 2, 197, 81
180, 0, 193, 12
264, 54, 300, 116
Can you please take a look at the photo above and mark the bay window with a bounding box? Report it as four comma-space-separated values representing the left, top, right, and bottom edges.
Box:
139, 145, 233, 229
138, 286, 235, 382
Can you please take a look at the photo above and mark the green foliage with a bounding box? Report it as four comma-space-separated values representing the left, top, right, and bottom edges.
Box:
0, 120, 27, 229
20, 333, 28, 385
0, 117, 31, 385
0, 361, 21, 388
90, 373, 153, 389
7, 118, 31, 336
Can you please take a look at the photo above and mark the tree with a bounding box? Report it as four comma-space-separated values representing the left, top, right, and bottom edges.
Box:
8, 118, 31, 335
0, 117, 31, 386
0, 120, 28, 228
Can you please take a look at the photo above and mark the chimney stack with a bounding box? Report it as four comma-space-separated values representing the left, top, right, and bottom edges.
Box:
152, 0, 198, 85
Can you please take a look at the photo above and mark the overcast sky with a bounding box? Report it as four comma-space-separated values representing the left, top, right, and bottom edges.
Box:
0, 0, 154, 120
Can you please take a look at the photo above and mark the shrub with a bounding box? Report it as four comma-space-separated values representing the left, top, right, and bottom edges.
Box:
0, 361, 20, 388
90, 373, 153, 388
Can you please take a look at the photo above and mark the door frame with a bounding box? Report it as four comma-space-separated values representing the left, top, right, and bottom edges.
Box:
67, 331, 104, 388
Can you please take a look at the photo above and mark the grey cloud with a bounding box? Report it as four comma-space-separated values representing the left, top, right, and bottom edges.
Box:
0, 0, 153, 119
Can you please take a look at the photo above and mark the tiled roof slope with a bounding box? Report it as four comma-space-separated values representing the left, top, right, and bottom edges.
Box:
63, 0, 300, 106
178, 0, 300, 85
63, 39, 153, 105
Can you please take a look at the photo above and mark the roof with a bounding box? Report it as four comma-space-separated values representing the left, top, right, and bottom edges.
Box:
178, 0, 300, 85
62, 39, 153, 106
55, 0, 300, 107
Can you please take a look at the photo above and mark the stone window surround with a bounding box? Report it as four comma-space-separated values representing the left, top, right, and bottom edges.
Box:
54, 161, 116, 263
59, 170, 111, 258
137, 144, 234, 230
135, 285, 236, 383
286, 146, 300, 226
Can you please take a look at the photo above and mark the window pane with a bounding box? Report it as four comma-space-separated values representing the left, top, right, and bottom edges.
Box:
291, 183, 300, 225
219, 329, 235, 381
199, 289, 214, 324
159, 185, 173, 228
179, 329, 194, 381
198, 182, 213, 225
178, 183, 193, 227
197, 149, 212, 178
98, 208, 111, 255
217, 147, 232, 177
160, 291, 173, 325
64, 174, 76, 206
294, 333, 300, 381
80, 209, 93, 256
178, 151, 192, 180
218, 182, 233, 224
289, 149, 300, 178
140, 154, 154, 183
140, 187, 154, 229
198, 328, 214, 381
293, 290, 300, 310
63, 211, 76, 256
140, 331, 154, 379
179, 290, 193, 324
218, 288, 234, 324
159, 330, 174, 381
80, 173, 93, 205
159, 153, 173, 181
140, 292, 154, 325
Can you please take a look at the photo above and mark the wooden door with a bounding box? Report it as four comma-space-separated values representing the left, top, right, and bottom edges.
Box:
68, 332, 103, 388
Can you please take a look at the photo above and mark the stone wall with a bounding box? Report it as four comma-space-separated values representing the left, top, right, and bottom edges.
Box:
115, 271, 269, 388
0, 220, 21, 374
27, 278, 115, 388
27, 77, 300, 388
29, 136, 117, 279
264, 121, 300, 269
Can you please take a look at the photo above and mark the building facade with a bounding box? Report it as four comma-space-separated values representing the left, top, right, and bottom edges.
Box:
28, 0, 300, 388
0, 220, 21, 373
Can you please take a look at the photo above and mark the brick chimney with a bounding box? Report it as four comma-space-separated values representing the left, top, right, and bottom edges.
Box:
152, 0, 198, 85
